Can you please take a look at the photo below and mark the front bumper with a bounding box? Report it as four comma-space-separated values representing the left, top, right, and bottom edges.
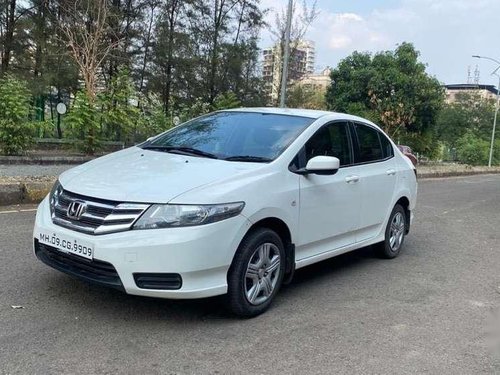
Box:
33, 197, 252, 299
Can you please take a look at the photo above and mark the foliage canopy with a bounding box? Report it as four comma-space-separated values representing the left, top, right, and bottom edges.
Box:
325, 42, 444, 155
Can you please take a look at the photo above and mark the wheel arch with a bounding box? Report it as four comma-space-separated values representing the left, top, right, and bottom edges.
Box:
238, 216, 295, 280
394, 196, 411, 234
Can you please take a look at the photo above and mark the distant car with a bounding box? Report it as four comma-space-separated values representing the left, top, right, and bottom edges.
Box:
398, 145, 417, 167
34, 108, 417, 317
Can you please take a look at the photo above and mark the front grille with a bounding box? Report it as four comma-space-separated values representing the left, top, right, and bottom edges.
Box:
35, 240, 124, 291
52, 189, 149, 235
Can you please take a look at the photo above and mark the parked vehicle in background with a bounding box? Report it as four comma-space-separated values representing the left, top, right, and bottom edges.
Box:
34, 108, 418, 317
398, 145, 418, 167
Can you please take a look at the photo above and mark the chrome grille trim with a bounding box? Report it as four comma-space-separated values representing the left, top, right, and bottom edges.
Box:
52, 189, 150, 235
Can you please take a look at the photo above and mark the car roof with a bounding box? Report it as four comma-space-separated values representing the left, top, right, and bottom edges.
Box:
221, 107, 380, 127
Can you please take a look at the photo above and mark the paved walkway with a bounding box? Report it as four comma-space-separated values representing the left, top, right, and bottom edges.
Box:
0, 164, 72, 177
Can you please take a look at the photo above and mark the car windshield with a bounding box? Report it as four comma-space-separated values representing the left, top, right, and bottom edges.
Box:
141, 111, 314, 162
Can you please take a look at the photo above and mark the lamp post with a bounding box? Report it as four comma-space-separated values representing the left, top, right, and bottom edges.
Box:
472, 55, 500, 167
279, 0, 293, 108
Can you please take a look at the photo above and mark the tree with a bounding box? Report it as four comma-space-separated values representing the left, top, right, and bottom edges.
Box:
286, 84, 326, 109
100, 68, 140, 142
65, 90, 100, 154
0, 0, 268, 152
436, 92, 495, 148
59, 0, 120, 102
326, 43, 444, 155
0, 0, 17, 74
0, 75, 36, 154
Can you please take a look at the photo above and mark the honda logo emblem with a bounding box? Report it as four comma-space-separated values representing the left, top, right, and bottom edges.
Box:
67, 200, 87, 220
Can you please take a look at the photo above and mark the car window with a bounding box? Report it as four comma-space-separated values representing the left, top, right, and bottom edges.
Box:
303, 122, 352, 166
143, 112, 314, 161
379, 132, 394, 158
354, 123, 383, 163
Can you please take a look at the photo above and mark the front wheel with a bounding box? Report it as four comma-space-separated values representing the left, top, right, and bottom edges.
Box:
375, 204, 407, 259
227, 228, 285, 318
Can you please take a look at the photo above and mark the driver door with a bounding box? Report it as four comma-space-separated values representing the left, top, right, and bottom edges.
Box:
295, 121, 362, 261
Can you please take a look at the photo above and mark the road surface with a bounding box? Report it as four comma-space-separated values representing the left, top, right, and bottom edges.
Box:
0, 175, 499, 374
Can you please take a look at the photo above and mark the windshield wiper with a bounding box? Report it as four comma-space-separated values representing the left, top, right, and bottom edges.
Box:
142, 145, 219, 159
224, 155, 272, 163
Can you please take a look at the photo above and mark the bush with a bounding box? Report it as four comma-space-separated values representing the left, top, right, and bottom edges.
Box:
396, 128, 443, 160
0, 75, 36, 155
137, 94, 171, 139
101, 69, 141, 143
456, 132, 490, 165
65, 90, 101, 155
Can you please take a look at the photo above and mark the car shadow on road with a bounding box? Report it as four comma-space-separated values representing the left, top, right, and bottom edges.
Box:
40, 245, 381, 323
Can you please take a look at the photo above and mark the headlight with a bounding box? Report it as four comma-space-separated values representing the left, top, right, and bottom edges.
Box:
49, 180, 63, 215
133, 202, 245, 230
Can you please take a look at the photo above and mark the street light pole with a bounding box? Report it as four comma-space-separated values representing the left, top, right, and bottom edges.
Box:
472, 55, 500, 167
279, 0, 293, 108
490, 72, 500, 167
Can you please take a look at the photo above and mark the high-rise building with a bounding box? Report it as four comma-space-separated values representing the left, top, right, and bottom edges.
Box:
262, 40, 316, 104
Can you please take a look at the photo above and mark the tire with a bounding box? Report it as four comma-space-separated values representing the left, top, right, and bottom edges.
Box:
227, 228, 286, 318
375, 204, 407, 259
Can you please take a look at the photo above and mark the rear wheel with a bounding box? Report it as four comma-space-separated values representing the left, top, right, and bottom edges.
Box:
376, 204, 407, 259
227, 228, 285, 318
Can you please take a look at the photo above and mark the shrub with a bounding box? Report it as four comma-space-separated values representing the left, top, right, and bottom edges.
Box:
65, 90, 101, 155
0, 75, 36, 155
101, 69, 141, 143
137, 94, 171, 140
456, 132, 490, 166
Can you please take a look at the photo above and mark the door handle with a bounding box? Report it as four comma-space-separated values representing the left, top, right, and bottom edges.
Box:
386, 169, 396, 176
345, 175, 360, 183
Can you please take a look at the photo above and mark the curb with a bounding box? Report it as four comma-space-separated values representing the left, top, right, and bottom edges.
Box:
0, 179, 56, 206
418, 170, 500, 179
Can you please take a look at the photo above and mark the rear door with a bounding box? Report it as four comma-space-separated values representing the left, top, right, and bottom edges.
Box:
351, 122, 397, 242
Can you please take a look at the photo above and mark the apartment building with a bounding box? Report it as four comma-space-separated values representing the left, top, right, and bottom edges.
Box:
262, 40, 315, 103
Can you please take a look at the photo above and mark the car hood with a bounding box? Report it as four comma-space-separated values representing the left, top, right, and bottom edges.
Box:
59, 147, 263, 203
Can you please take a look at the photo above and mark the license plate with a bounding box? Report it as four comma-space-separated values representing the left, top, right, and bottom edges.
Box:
38, 231, 94, 260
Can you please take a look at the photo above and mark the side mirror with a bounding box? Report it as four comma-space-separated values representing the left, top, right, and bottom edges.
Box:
299, 156, 340, 175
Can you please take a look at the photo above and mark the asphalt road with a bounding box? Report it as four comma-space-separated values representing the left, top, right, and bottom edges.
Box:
1, 175, 499, 374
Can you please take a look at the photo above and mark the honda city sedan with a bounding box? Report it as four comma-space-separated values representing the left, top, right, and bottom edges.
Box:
34, 108, 417, 317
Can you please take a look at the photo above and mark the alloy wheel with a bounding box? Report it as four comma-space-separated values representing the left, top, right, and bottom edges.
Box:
244, 243, 281, 305
389, 212, 405, 252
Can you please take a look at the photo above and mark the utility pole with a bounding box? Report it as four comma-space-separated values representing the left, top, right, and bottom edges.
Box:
279, 0, 293, 108
473, 55, 500, 167
490, 71, 499, 167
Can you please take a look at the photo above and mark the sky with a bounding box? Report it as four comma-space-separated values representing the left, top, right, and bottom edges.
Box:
259, 0, 500, 87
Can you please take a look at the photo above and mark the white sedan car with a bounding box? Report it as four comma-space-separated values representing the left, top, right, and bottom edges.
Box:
34, 108, 417, 317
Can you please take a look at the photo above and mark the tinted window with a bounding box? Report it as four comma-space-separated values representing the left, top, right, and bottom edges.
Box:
304, 122, 352, 166
143, 112, 314, 161
379, 133, 394, 158
354, 123, 383, 162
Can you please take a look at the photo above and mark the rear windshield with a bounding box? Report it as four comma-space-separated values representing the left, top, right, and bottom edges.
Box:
142, 112, 314, 161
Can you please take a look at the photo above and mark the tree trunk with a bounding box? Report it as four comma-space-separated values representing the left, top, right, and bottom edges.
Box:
208, 0, 222, 104
164, 0, 178, 114
138, 3, 156, 95
33, 0, 48, 79
1, 0, 16, 74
